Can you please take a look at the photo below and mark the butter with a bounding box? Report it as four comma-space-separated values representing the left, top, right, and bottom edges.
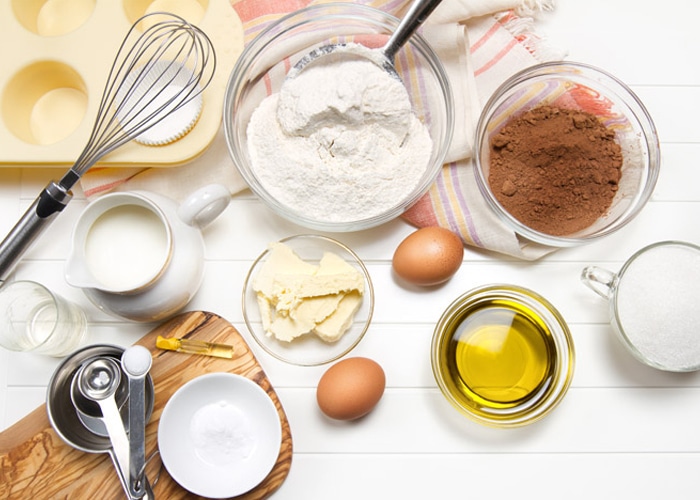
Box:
253, 242, 364, 343
314, 291, 363, 342
253, 242, 318, 295
274, 272, 365, 312
269, 313, 316, 342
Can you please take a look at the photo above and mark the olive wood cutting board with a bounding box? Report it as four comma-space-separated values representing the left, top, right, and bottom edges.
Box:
0, 311, 293, 499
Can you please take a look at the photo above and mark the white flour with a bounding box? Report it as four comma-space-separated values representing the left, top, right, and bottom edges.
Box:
247, 44, 433, 223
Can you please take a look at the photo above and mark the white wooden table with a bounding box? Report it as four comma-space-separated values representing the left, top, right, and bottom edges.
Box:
2, 1, 700, 498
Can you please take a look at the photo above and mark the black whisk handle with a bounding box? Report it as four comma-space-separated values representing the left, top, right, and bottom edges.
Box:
0, 182, 72, 285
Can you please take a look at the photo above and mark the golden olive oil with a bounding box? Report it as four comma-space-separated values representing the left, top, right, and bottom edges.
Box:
437, 297, 557, 415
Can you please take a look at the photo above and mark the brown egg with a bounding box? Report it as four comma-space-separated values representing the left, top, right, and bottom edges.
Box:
392, 227, 464, 286
316, 357, 385, 420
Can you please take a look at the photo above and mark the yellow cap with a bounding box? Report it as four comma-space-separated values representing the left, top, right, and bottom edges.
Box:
156, 335, 181, 352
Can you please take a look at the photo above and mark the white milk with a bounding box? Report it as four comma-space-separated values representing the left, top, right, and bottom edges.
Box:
615, 244, 700, 371
85, 205, 169, 291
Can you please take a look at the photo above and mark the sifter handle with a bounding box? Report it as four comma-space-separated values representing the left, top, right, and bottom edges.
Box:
382, 0, 444, 61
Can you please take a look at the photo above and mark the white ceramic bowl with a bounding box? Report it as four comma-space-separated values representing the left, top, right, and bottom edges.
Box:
158, 373, 281, 498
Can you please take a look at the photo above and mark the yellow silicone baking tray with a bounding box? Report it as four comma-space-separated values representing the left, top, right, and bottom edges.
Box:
0, 0, 243, 167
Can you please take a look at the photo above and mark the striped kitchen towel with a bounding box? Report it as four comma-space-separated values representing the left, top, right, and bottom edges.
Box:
403, 6, 566, 259
80, 0, 563, 260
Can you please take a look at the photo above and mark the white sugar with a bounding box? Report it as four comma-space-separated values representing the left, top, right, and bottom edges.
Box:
190, 400, 255, 465
615, 244, 700, 371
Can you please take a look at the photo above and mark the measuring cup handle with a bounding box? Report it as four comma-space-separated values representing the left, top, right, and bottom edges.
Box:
177, 184, 230, 228
580, 265, 617, 299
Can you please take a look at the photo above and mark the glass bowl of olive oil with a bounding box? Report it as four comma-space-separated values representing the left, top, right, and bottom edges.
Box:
431, 284, 575, 428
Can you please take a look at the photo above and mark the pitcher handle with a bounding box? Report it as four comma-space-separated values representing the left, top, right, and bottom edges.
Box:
580, 265, 617, 299
177, 184, 230, 228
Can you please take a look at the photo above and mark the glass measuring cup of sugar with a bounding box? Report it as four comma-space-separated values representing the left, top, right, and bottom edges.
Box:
0, 281, 87, 356
581, 241, 700, 372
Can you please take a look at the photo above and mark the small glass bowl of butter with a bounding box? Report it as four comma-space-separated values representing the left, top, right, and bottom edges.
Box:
242, 234, 375, 366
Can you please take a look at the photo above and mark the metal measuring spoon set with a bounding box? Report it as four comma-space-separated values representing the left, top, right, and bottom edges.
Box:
47, 344, 156, 499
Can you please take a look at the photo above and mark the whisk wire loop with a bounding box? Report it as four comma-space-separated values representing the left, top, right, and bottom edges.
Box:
64, 12, 216, 190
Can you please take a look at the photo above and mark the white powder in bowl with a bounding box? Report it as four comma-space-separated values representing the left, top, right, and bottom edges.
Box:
246, 43, 433, 223
615, 243, 700, 371
190, 400, 255, 466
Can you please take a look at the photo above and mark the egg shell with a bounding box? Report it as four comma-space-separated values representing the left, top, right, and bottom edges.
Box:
316, 357, 385, 420
392, 227, 464, 286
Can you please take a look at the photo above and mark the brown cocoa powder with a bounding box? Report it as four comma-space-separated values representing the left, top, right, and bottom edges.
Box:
488, 105, 623, 236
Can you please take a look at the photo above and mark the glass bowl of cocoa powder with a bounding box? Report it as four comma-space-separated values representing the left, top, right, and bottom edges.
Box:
474, 61, 660, 247
223, 3, 454, 232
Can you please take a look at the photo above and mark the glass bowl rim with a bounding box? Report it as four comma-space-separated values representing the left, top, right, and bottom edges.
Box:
223, 2, 455, 232
473, 60, 661, 247
241, 233, 375, 366
430, 283, 575, 428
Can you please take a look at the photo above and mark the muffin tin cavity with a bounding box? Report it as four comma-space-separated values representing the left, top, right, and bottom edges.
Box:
3, 61, 88, 146
0, 0, 243, 167
124, 0, 209, 28
12, 0, 96, 37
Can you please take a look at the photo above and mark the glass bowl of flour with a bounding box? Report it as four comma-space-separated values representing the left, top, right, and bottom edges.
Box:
224, 3, 454, 231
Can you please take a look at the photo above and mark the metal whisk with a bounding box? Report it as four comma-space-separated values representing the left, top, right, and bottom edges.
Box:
0, 12, 216, 284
